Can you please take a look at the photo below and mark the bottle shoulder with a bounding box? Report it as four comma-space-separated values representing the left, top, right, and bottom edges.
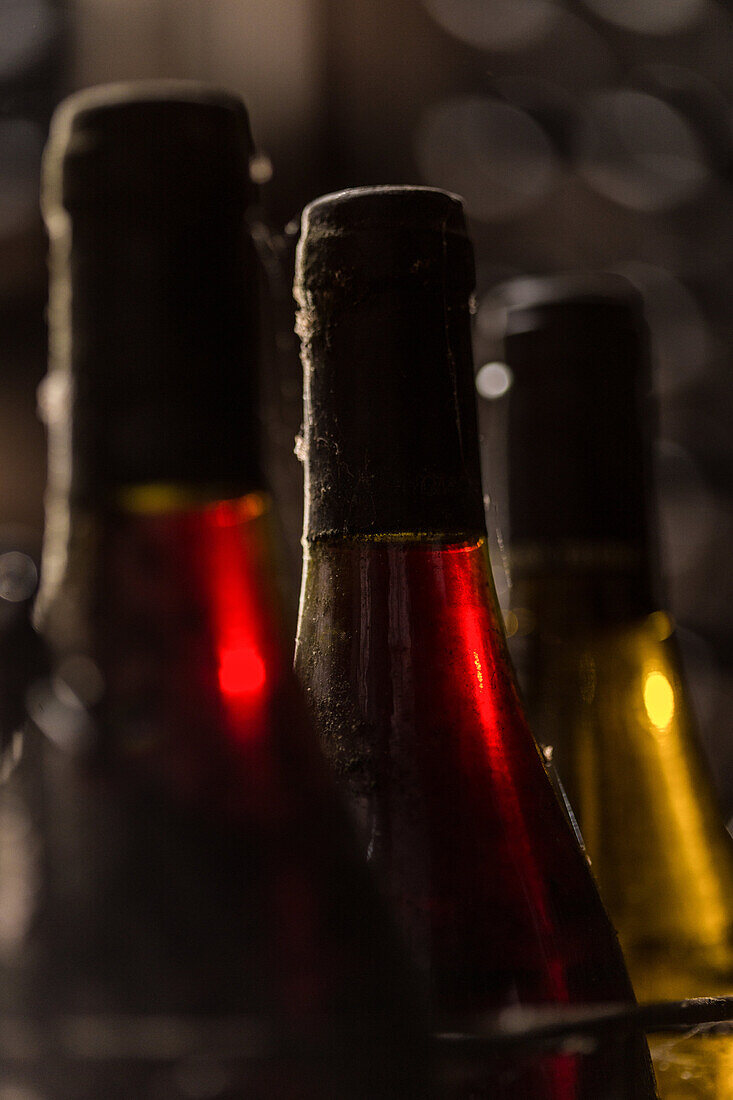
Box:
296, 534, 638, 1012
513, 614, 733, 997
19, 499, 429, 1095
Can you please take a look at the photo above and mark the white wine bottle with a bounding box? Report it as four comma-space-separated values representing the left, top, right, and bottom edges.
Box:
500, 273, 733, 1097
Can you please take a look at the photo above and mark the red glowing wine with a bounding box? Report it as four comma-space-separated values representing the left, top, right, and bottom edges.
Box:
293, 186, 657, 1098
0, 87, 427, 1099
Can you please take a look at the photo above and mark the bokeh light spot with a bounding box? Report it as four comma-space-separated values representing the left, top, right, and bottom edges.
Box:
648, 611, 674, 642
576, 90, 708, 211
644, 671, 675, 732
218, 646, 266, 696
476, 361, 514, 400
580, 0, 706, 36
0, 552, 37, 603
249, 153, 273, 184
0, 0, 58, 79
422, 0, 557, 52
415, 97, 558, 223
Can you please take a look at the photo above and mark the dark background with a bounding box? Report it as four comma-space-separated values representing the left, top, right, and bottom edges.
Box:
3, 0, 733, 807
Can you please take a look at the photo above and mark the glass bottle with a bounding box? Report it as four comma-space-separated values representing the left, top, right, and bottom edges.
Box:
0, 84, 427, 1099
500, 273, 733, 1096
293, 187, 657, 1098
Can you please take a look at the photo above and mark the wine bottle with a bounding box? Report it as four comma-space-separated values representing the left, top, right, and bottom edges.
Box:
499, 273, 733, 1095
0, 84, 427, 1099
293, 186, 657, 1098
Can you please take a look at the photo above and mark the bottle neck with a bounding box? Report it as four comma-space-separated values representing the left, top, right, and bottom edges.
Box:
504, 313, 661, 628
45, 203, 261, 509
504, 313, 654, 550
298, 287, 484, 541
40, 199, 267, 767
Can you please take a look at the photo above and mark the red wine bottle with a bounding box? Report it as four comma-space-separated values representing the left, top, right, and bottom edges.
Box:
0, 85, 427, 1099
293, 187, 657, 1098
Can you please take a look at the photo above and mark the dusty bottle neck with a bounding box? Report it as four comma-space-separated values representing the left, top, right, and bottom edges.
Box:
298, 286, 485, 541
295, 186, 485, 541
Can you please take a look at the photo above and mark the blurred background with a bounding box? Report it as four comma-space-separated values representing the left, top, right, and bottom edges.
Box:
3, 0, 733, 805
